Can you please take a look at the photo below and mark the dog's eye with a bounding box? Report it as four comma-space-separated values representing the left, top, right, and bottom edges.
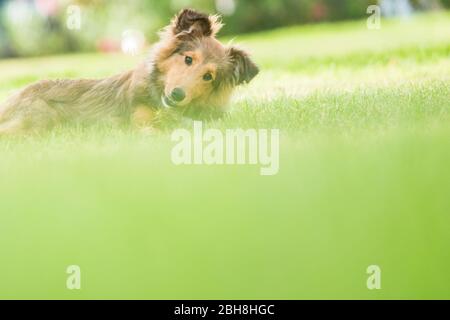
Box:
185, 56, 193, 66
203, 73, 213, 81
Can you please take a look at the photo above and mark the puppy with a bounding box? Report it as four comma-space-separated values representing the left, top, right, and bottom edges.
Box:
0, 9, 259, 135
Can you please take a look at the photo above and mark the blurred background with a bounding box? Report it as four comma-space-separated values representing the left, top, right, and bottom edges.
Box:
1, 0, 449, 300
0, 0, 449, 58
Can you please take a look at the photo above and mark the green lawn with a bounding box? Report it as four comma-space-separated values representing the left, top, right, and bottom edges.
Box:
0, 12, 449, 300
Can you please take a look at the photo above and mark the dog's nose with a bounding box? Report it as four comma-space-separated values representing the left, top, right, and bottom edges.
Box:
171, 88, 186, 102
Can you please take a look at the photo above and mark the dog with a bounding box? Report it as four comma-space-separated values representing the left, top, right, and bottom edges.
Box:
0, 9, 259, 135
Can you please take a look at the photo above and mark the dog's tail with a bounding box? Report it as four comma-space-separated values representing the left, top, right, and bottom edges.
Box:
0, 96, 21, 136
0, 118, 23, 136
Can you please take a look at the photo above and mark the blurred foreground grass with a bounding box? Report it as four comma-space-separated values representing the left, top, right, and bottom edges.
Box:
0, 13, 449, 299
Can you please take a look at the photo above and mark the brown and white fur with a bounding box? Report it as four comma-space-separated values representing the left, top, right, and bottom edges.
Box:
0, 9, 259, 135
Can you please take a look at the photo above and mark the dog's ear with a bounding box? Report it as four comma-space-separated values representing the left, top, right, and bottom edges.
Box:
227, 47, 260, 85
172, 9, 223, 38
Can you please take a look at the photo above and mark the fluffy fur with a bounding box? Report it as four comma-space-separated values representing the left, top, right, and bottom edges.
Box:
0, 9, 259, 135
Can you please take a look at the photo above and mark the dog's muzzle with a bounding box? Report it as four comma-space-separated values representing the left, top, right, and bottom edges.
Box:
162, 88, 186, 108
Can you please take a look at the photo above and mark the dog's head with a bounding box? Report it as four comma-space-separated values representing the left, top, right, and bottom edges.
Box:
151, 9, 259, 117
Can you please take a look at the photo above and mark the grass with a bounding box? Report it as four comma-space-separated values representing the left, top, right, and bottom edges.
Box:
0, 12, 449, 300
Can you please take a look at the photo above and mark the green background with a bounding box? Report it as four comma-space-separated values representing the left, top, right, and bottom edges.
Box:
0, 12, 449, 299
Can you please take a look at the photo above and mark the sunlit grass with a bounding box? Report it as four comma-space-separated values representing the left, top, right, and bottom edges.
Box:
0, 12, 449, 300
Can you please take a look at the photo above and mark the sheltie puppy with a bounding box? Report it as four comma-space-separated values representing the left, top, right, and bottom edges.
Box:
0, 9, 259, 135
